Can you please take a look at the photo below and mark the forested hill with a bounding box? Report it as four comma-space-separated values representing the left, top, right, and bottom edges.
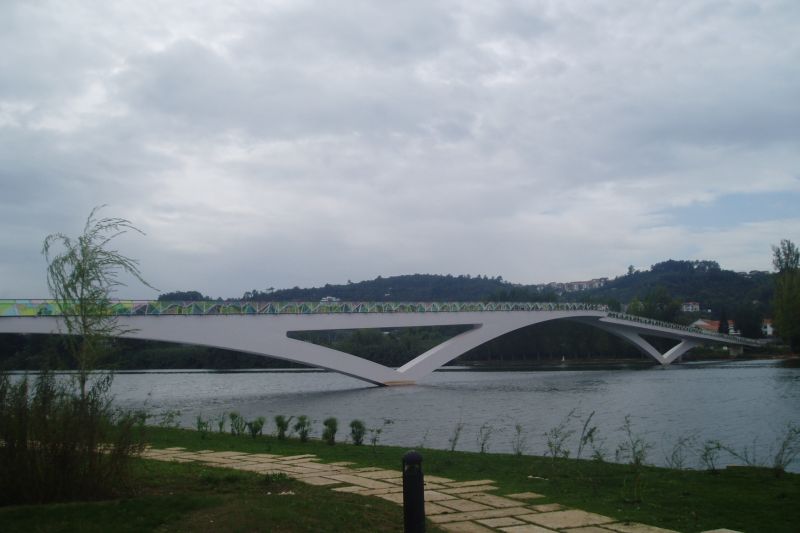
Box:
163, 260, 774, 317
238, 274, 515, 302
561, 260, 773, 315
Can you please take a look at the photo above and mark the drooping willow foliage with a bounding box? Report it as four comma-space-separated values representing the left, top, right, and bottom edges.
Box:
42, 205, 154, 398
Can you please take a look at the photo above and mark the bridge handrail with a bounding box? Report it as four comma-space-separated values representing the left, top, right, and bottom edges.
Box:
605, 311, 760, 346
0, 299, 758, 345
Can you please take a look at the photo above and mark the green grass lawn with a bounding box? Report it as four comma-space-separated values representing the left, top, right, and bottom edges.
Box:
0, 458, 443, 532
1, 426, 797, 533
144, 426, 800, 533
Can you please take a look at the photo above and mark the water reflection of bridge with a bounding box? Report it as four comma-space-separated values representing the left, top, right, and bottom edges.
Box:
0, 300, 760, 386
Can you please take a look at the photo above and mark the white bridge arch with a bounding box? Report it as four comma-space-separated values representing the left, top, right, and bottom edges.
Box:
0, 300, 758, 386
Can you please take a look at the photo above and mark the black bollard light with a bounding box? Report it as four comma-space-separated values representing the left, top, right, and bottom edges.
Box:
402, 450, 425, 533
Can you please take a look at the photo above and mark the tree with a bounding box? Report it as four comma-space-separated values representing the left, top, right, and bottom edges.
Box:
772, 239, 800, 273
641, 286, 680, 322
43, 206, 154, 398
718, 308, 730, 335
158, 290, 206, 301
734, 303, 763, 338
772, 239, 800, 351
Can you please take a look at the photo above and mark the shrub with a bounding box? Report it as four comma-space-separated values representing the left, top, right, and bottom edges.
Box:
476, 422, 494, 453
0, 371, 146, 505
322, 417, 338, 445
615, 415, 653, 467
196, 415, 210, 439
156, 409, 182, 429
350, 419, 366, 445
448, 421, 464, 452
544, 410, 577, 460
369, 419, 393, 450
769, 422, 800, 476
246, 416, 266, 439
275, 415, 293, 440
664, 433, 696, 470
293, 415, 311, 442
511, 423, 528, 456
699, 439, 724, 473
576, 411, 598, 460
229, 412, 246, 436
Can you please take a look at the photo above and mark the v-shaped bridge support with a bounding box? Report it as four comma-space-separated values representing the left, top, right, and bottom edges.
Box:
592, 322, 700, 365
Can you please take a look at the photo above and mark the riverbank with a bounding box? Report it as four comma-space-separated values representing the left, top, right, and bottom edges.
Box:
8, 426, 794, 532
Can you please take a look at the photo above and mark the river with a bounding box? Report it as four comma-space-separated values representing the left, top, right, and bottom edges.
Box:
99, 358, 800, 471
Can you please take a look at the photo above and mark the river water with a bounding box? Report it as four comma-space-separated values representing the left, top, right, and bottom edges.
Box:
102, 358, 800, 471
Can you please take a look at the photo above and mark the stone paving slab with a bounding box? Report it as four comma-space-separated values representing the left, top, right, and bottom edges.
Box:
425, 490, 461, 502
352, 487, 403, 496
288, 461, 330, 469
278, 465, 332, 475
292, 470, 348, 478
438, 499, 495, 512
245, 453, 281, 459
506, 492, 546, 501
323, 474, 396, 489
356, 469, 403, 479
477, 517, 527, 528
602, 523, 681, 533
563, 527, 618, 533
375, 492, 405, 504
199, 451, 251, 458
530, 503, 566, 513
274, 454, 317, 461
429, 507, 535, 524
441, 485, 499, 495
296, 476, 343, 486
499, 525, 558, 533
441, 521, 496, 532
522, 510, 615, 529
426, 502, 460, 515
173, 453, 212, 460
331, 485, 368, 494
195, 456, 245, 464
466, 493, 527, 509
425, 475, 456, 483
446, 479, 497, 488
238, 464, 288, 473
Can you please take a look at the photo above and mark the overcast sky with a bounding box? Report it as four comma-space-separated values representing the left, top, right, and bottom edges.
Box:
2, 0, 799, 299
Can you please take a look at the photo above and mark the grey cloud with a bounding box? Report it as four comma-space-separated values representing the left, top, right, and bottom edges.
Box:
1, 0, 799, 298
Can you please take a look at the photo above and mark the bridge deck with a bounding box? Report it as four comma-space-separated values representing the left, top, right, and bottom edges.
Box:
0, 299, 757, 347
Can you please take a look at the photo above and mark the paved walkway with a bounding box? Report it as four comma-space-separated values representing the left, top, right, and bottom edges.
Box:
142, 447, 741, 533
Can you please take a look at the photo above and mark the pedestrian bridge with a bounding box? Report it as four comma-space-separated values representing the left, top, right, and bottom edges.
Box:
0, 300, 760, 386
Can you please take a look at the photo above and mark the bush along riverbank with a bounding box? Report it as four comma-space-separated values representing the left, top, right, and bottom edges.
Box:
136, 422, 800, 533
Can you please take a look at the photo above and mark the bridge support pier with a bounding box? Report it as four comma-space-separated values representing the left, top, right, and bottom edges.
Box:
594, 322, 699, 366
729, 344, 744, 357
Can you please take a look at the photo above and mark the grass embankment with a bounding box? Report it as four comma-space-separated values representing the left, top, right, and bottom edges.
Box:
0, 457, 433, 533
2, 426, 798, 532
